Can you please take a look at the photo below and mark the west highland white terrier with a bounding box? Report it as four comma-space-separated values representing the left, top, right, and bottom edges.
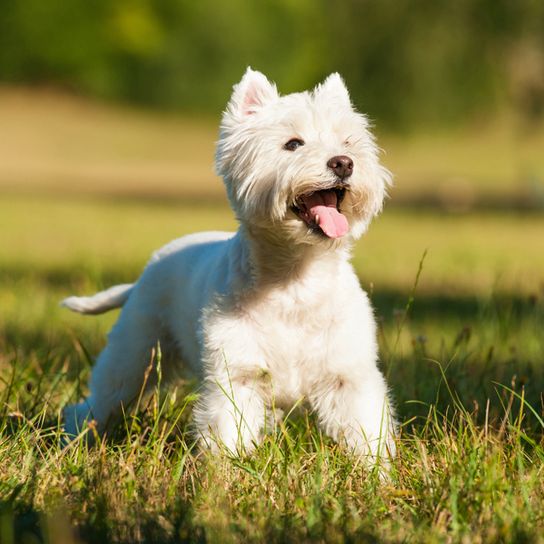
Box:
62, 68, 395, 464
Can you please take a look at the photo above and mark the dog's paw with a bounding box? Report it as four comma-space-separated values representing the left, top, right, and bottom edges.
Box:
63, 402, 96, 444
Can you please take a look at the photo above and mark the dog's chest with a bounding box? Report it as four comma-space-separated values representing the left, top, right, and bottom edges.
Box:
201, 257, 370, 404
245, 281, 346, 400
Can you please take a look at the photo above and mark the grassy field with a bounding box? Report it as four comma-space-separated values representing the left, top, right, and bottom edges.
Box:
1, 89, 544, 542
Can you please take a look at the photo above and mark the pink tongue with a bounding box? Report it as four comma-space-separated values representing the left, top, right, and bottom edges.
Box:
302, 191, 349, 239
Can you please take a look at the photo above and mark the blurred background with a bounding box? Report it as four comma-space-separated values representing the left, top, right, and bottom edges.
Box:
1, 0, 543, 407
2, 0, 544, 204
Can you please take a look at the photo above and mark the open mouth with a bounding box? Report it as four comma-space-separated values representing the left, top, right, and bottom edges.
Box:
291, 185, 349, 239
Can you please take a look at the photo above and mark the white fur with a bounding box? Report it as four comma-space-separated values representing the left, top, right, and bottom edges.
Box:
61, 283, 133, 314
63, 68, 395, 464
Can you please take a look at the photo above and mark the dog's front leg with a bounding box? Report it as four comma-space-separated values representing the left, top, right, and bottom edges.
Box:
193, 372, 268, 455
193, 315, 270, 454
308, 367, 396, 466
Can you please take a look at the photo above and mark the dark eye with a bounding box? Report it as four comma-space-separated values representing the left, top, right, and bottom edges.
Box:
284, 138, 305, 151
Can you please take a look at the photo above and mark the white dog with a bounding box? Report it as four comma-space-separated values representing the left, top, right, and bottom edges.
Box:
62, 68, 395, 464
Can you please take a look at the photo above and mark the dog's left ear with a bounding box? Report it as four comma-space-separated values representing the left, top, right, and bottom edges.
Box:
227, 67, 278, 118
314, 73, 352, 108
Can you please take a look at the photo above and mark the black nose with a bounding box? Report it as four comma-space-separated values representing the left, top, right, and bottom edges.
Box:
327, 155, 353, 179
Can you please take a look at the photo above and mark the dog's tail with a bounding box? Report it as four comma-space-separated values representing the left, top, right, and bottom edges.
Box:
60, 283, 134, 315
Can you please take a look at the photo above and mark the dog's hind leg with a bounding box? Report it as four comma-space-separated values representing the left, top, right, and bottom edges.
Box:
64, 294, 162, 439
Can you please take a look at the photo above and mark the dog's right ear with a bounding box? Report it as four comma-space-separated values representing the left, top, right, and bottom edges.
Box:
313, 73, 352, 109
226, 67, 278, 118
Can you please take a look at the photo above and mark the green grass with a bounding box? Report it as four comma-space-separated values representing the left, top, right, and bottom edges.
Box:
2, 370, 543, 543
1, 90, 544, 542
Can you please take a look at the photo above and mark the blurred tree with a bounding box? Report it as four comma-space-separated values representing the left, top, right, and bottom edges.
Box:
0, 0, 542, 129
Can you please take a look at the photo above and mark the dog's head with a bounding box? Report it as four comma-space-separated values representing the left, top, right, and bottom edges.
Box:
216, 68, 391, 245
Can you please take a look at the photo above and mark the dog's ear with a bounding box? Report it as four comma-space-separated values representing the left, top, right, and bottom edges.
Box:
314, 73, 352, 108
227, 67, 278, 117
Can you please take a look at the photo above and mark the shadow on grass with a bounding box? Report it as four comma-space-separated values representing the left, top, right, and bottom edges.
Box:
370, 286, 543, 322
0, 263, 140, 291
370, 289, 544, 433
0, 497, 206, 544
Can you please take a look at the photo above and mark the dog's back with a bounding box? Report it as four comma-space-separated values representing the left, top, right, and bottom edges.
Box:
61, 231, 235, 315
